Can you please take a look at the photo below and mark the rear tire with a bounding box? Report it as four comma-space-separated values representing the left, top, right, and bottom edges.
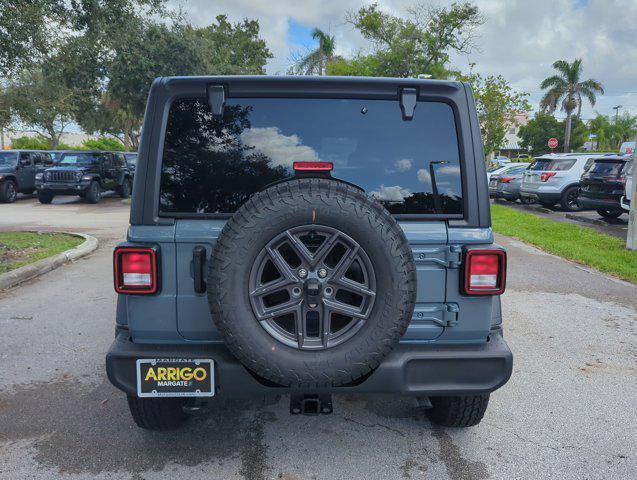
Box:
119, 178, 131, 198
596, 209, 623, 219
126, 395, 188, 430
426, 394, 490, 427
85, 181, 101, 204
37, 191, 54, 204
560, 186, 582, 211
0, 180, 18, 203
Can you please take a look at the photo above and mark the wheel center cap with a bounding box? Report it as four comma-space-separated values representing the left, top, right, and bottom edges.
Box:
304, 278, 322, 308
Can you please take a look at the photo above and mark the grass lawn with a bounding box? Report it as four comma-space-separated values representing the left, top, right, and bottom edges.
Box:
490, 203, 637, 284
0, 232, 84, 274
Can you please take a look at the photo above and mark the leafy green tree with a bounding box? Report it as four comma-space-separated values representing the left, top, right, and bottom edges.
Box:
0, 0, 164, 76
327, 2, 482, 78
6, 68, 77, 148
540, 59, 604, 152
609, 113, 637, 148
519, 112, 586, 155
459, 70, 530, 155
293, 28, 338, 75
82, 137, 126, 151
10, 136, 52, 150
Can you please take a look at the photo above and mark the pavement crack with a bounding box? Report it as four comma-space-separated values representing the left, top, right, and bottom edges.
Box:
342, 416, 407, 437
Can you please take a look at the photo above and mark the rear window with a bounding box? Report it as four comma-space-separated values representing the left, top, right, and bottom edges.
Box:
588, 160, 627, 176
159, 97, 463, 216
528, 158, 576, 171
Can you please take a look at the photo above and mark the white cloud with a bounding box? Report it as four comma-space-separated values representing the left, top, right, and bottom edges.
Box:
240, 127, 319, 167
369, 185, 411, 203
416, 168, 430, 184
169, 0, 637, 118
395, 159, 412, 172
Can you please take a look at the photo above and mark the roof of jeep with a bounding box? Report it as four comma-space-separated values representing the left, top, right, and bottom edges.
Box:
155, 75, 464, 97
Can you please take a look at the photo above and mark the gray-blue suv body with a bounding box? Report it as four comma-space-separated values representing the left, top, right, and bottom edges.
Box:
106, 76, 512, 429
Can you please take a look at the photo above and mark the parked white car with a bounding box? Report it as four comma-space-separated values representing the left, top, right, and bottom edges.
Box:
486, 162, 530, 182
519, 153, 613, 211
620, 160, 633, 212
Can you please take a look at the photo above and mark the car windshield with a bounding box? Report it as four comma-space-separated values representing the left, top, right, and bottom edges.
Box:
588, 160, 627, 177
126, 154, 137, 165
0, 151, 18, 166
59, 153, 102, 165
160, 97, 464, 216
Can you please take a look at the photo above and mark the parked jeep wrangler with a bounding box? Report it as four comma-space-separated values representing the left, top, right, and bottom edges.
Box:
36, 150, 132, 204
106, 76, 512, 430
0, 150, 53, 203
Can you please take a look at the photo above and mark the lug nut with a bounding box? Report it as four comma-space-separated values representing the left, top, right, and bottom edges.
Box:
318, 268, 327, 278
298, 268, 308, 278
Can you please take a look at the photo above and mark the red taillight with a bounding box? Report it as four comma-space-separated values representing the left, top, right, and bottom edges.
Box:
603, 177, 626, 184
463, 249, 506, 295
540, 172, 556, 182
500, 177, 515, 183
114, 247, 158, 294
293, 161, 333, 171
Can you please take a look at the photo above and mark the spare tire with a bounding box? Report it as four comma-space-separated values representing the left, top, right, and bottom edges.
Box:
207, 178, 416, 388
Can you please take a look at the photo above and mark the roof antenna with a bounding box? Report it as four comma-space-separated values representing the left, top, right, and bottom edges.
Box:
400, 87, 417, 121
207, 85, 225, 119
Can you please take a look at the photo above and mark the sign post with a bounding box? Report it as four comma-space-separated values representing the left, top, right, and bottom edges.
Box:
627, 134, 637, 250
548, 138, 558, 150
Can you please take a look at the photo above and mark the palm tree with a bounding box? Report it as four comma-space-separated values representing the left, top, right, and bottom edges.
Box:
296, 28, 337, 76
540, 59, 604, 152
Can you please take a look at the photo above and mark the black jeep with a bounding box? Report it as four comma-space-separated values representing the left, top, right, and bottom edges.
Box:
106, 76, 512, 430
0, 150, 54, 203
36, 150, 133, 204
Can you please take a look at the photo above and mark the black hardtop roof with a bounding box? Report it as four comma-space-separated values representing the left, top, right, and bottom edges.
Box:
157, 75, 463, 98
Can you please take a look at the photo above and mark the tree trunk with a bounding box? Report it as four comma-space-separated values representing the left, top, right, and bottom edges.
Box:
318, 38, 324, 76
563, 113, 572, 152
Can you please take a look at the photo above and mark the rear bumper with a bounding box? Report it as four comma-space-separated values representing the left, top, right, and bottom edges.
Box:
577, 195, 622, 211
519, 188, 562, 204
620, 196, 630, 212
106, 328, 513, 397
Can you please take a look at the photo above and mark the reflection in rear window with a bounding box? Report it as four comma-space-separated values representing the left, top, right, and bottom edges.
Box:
588, 160, 627, 176
528, 159, 551, 171
159, 97, 464, 216
528, 158, 576, 171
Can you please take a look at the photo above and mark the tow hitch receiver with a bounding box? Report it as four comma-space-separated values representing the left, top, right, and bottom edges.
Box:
290, 394, 333, 415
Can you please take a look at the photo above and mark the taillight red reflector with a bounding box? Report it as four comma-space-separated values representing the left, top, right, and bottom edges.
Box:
114, 247, 158, 294
293, 161, 333, 171
540, 172, 556, 182
500, 177, 514, 183
463, 249, 506, 295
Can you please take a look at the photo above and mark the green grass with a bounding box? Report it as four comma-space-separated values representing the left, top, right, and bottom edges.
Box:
0, 232, 84, 274
491, 204, 637, 284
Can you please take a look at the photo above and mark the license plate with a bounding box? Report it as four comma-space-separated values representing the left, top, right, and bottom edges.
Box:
136, 358, 215, 397
489, 180, 498, 186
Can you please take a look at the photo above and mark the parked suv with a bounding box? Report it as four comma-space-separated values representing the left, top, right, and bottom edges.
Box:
579, 155, 632, 218
106, 76, 512, 430
0, 150, 53, 203
620, 161, 633, 212
36, 150, 132, 204
519, 153, 611, 210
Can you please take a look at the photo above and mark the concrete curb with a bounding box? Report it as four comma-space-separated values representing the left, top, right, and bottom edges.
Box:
564, 213, 607, 227
0, 233, 99, 291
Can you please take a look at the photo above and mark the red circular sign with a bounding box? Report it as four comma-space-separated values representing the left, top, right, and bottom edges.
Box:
548, 138, 558, 149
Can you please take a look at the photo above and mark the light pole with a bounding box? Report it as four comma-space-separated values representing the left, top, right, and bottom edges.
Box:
627, 133, 637, 250
613, 105, 623, 122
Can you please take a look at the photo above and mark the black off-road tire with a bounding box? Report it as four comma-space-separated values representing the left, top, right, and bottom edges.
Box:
207, 178, 417, 389
0, 180, 18, 203
596, 209, 623, 219
37, 191, 54, 204
119, 178, 132, 198
560, 186, 582, 211
426, 394, 490, 427
126, 395, 188, 430
85, 181, 101, 204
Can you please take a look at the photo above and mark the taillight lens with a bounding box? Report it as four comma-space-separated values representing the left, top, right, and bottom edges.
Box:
540, 172, 556, 182
463, 249, 506, 295
500, 177, 515, 183
114, 247, 158, 294
293, 161, 333, 171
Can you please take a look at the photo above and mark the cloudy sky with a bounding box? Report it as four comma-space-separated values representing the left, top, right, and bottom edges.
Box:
168, 0, 637, 120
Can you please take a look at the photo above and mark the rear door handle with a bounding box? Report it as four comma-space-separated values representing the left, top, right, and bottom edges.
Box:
192, 246, 207, 293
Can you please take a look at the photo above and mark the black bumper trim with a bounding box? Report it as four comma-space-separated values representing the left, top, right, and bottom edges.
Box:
106, 330, 513, 397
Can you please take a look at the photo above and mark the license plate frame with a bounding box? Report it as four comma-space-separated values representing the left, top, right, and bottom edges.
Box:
136, 358, 215, 398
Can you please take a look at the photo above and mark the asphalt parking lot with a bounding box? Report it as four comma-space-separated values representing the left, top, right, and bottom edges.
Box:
0, 196, 635, 480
